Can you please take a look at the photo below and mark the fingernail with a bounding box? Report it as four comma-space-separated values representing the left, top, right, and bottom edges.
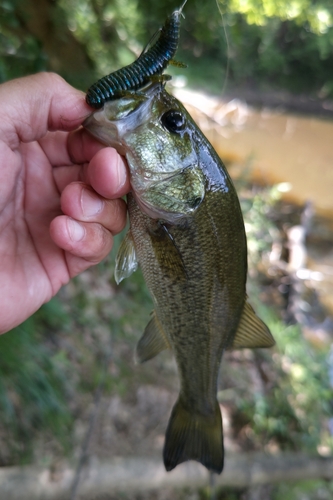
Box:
67, 218, 85, 242
115, 155, 126, 190
81, 188, 103, 216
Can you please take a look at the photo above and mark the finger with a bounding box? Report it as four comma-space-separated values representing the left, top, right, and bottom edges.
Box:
61, 182, 127, 235
39, 130, 74, 167
67, 127, 107, 165
50, 216, 113, 267
82, 148, 130, 199
53, 165, 82, 193
64, 252, 107, 278
39, 128, 106, 168
52, 147, 129, 197
1, 73, 92, 146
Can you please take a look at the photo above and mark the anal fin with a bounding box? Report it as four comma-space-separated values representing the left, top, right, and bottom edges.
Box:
229, 300, 275, 349
136, 311, 171, 363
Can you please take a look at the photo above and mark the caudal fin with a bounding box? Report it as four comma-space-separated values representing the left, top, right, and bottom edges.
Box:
163, 398, 224, 474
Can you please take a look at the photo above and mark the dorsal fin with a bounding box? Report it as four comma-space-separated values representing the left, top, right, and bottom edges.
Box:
229, 301, 275, 349
136, 311, 171, 363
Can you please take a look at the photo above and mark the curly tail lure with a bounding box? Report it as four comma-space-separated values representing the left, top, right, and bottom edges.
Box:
86, 0, 187, 109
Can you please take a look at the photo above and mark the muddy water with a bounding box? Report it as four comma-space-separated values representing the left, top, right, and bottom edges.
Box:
175, 89, 333, 219
175, 88, 333, 324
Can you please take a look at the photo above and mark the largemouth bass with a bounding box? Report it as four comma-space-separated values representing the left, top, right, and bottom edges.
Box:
84, 82, 275, 474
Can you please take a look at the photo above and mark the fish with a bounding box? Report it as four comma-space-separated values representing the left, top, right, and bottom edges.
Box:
84, 82, 275, 474
85, 0, 187, 109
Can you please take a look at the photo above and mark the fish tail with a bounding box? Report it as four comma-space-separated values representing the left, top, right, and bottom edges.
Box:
163, 398, 224, 474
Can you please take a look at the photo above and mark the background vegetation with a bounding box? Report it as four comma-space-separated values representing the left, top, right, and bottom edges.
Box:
0, 0, 332, 499
1, 0, 333, 98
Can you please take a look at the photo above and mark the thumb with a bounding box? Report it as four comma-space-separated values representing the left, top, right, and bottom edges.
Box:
0, 73, 92, 146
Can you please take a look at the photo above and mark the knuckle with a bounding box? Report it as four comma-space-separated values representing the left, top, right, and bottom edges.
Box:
89, 224, 112, 261
109, 199, 127, 233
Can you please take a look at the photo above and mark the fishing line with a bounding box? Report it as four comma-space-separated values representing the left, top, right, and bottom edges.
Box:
215, 0, 230, 96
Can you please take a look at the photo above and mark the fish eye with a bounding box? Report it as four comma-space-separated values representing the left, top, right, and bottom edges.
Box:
161, 110, 186, 134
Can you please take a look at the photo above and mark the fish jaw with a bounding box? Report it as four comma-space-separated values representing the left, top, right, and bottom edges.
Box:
83, 92, 152, 156
83, 83, 162, 154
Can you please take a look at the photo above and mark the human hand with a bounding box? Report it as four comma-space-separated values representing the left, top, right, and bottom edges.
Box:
0, 73, 130, 334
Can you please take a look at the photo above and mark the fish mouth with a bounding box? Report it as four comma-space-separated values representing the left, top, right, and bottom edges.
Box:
83, 111, 126, 154
83, 82, 164, 154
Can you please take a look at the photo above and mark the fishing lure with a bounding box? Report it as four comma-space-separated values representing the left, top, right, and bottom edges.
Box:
86, 0, 187, 109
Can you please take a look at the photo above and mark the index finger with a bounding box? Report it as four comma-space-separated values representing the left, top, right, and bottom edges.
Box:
0, 73, 91, 148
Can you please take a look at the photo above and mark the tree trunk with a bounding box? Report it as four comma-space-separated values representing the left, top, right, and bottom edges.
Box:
13, 0, 95, 89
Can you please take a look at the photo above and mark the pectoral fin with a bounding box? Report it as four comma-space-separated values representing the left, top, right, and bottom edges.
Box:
114, 231, 138, 284
136, 311, 171, 363
229, 301, 275, 349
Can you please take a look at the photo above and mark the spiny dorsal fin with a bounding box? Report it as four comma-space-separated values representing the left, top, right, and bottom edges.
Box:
136, 311, 171, 363
114, 230, 138, 284
229, 301, 275, 349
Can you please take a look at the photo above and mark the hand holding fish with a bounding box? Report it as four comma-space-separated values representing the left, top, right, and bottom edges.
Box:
0, 73, 129, 334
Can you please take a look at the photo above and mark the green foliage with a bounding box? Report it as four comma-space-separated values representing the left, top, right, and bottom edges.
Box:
0, 299, 73, 464
236, 314, 332, 452
0, 251, 153, 465
241, 185, 280, 266
59, 0, 143, 79
0, 0, 47, 82
1, 0, 333, 97
225, 13, 333, 95
237, 185, 333, 454
226, 0, 333, 33
271, 480, 333, 500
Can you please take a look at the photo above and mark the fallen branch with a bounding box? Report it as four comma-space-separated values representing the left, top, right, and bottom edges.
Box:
0, 452, 332, 500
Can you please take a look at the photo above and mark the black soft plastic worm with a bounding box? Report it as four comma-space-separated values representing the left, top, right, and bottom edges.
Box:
86, 0, 187, 109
